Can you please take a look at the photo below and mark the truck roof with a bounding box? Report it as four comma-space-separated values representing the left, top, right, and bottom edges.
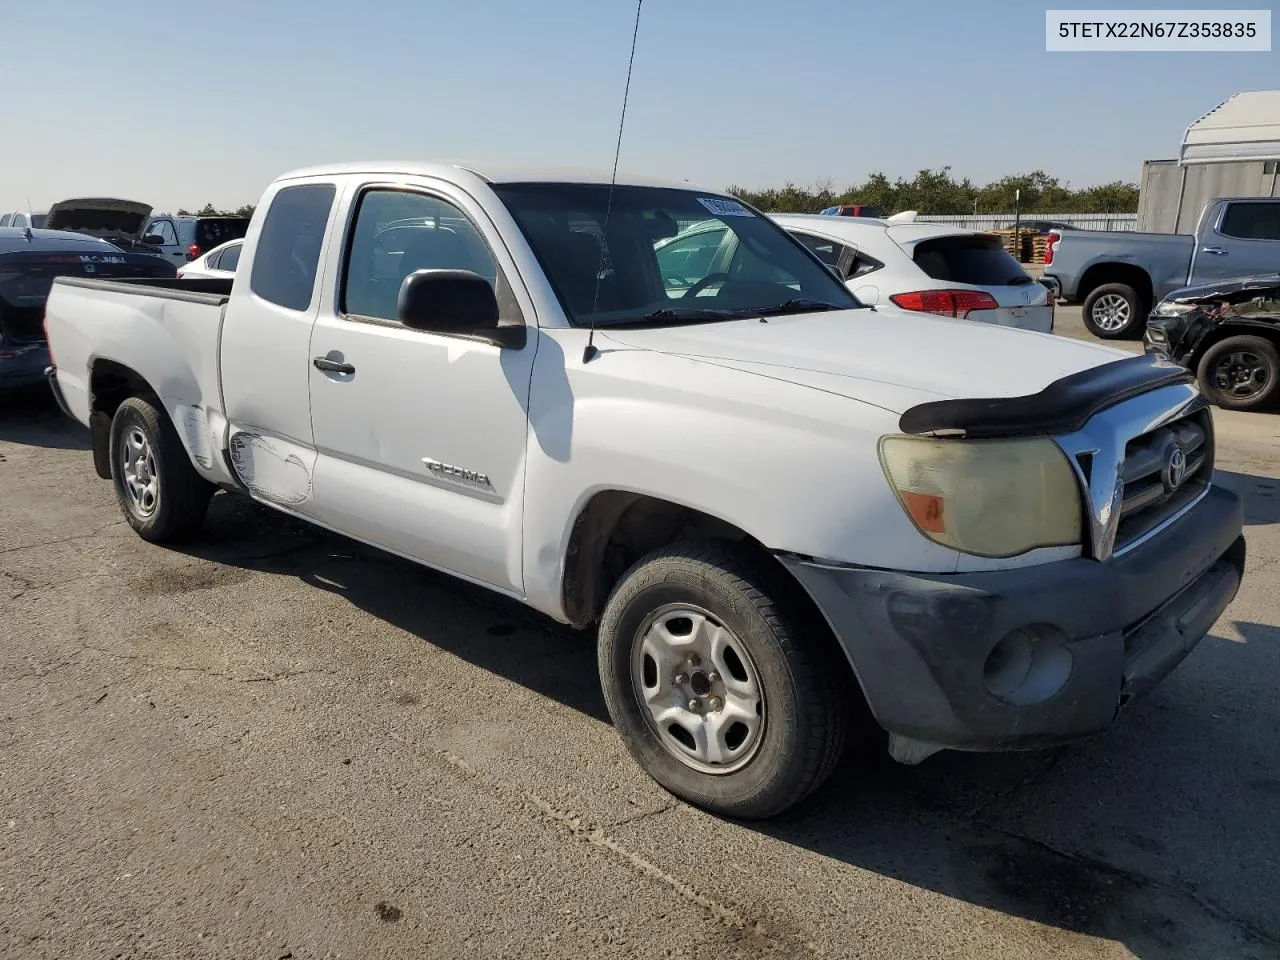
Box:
274, 160, 715, 193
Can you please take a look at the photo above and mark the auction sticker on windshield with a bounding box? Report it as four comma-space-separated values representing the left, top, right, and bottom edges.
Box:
697, 197, 754, 217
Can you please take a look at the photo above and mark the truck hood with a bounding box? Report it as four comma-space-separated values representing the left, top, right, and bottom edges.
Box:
1162, 273, 1280, 303
600, 307, 1130, 413
45, 198, 153, 242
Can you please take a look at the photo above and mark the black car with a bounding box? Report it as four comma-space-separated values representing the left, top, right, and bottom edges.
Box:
0, 226, 176, 394
1144, 273, 1280, 410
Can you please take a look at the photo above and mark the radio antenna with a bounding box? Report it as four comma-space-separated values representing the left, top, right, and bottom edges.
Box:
584, 0, 643, 364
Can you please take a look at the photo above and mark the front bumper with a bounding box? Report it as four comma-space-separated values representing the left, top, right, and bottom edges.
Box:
781, 484, 1244, 757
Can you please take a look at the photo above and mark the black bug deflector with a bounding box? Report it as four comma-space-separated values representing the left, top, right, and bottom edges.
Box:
898, 353, 1195, 439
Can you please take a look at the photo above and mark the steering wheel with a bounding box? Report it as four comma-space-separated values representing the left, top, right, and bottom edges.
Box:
682, 272, 731, 299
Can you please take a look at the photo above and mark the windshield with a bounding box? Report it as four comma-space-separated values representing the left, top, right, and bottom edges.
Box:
493, 183, 859, 326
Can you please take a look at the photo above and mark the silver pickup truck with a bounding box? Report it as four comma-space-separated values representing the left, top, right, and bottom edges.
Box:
1045, 197, 1280, 339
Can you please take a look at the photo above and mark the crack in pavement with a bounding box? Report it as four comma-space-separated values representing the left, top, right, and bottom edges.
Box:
0, 520, 128, 557
432, 748, 818, 957
14, 645, 329, 690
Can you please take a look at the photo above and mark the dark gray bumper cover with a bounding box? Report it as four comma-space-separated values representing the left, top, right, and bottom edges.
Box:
781, 485, 1244, 755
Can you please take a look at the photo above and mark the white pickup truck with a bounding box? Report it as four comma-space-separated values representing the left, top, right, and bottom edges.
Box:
45, 162, 1245, 818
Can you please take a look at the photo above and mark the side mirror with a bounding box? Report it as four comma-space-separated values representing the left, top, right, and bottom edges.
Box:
141, 234, 165, 245
398, 269, 499, 334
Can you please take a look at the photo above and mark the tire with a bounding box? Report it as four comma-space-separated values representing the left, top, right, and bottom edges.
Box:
597, 540, 850, 819
1196, 335, 1280, 411
109, 396, 213, 542
1082, 282, 1146, 339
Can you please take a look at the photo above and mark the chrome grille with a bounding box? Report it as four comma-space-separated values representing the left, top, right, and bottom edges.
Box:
1113, 408, 1213, 552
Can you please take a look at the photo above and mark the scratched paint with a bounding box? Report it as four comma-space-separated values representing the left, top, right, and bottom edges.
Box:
228, 431, 313, 505
176, 404, 213, 469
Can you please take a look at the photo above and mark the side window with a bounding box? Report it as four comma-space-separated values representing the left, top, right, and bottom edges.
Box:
250, 183, 336, 311
654, 225, 728, 294
849, 253, 884, 279
218, 242, 242, 273
1220, 202, 1280, 241
147, 220, 179, 245
0, 215, 10, 227
12, 214, 27, 228
791, 231, 847, 268
342, 189, 502, 323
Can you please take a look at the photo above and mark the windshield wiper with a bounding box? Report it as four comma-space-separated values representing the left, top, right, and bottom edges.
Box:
607, 307, 742, 328
753, 297, 852, 317
1006, 275, 1035, 286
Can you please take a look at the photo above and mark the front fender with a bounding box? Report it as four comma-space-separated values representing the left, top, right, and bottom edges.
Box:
519, 335, 959, 621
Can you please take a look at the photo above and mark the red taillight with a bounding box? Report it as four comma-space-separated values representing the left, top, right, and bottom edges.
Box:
187, 244, 201, 261
889, 289, 1000, 319
1045, 230, 1060, 266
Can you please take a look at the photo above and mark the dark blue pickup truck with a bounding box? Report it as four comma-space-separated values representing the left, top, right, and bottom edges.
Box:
0, 227, 175, 394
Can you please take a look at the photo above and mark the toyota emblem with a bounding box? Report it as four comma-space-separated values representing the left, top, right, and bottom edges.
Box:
1163, 445, 1188, 492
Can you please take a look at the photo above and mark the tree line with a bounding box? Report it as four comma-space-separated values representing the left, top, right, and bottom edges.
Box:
173, 203, 257, 218
727, 167, 1140, 215
168, 167, 1140, 220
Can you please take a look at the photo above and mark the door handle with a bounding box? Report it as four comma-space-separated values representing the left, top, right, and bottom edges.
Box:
313, 356, 355, 375
1201, 246, 1228, 255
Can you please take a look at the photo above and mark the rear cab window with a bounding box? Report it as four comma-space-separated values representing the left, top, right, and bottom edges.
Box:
911, 234, 1029, 287
249, 183, 336, 311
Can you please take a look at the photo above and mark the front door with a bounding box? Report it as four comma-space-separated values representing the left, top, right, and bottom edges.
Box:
306, 182, 537, 594
143, 218, 186, 266
1191, 200, 1280, 284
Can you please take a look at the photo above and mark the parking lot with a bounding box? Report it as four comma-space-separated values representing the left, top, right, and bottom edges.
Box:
2, 306, 1279, 960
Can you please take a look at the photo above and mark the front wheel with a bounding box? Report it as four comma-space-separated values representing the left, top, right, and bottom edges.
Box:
109, 396, 213, 542
1196, 335, 1280, 411
597, 541, 849, 819
1082, 282, 1146, 339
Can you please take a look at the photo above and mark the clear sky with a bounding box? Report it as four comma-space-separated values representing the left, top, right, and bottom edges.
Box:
2, 0, 1275, 213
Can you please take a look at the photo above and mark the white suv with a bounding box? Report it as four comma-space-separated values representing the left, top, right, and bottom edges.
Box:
772, 213, 1053, 333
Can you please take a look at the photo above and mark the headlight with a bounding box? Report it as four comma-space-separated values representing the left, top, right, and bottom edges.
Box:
1152, 300, 1196, 317
878, 435, 1083, 557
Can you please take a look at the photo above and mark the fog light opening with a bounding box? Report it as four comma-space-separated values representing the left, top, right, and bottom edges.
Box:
983, 625, 1072, 707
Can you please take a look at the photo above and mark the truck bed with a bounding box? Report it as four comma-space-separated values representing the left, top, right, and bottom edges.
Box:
45, 275, 239, 487
1047, 229, 1195, 302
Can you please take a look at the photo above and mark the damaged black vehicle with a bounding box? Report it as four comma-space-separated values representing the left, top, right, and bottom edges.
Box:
0, 226, 175, 395
1145, 273, 1280, 411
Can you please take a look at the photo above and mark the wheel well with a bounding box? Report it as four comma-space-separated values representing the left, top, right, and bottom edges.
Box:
1190, 324, 1280, 369
562, 492, 764, 627
1077, 264, 1153, 310
87, 360, 160, 480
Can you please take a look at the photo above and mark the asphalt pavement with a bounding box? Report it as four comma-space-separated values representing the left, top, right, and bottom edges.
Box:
2, 308, 1279, 959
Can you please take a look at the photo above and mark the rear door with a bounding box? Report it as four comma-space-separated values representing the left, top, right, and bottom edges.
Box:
219, 179, 341, 515
895, 231, 1052, 332
1193, 200, 1280, 283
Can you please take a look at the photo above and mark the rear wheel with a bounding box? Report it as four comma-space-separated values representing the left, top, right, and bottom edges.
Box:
597, 540, 849, 819
1082, 282, 1146, 339
1196, 335, 1280, 410
109, 396, 213, 542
